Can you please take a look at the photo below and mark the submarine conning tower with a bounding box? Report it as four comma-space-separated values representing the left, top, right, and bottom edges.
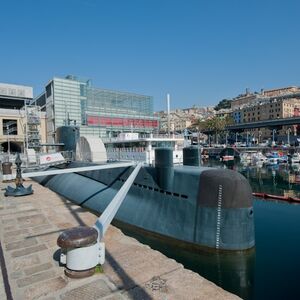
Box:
155, 148, 174, 191
56, 125, 80, 152
183, 146, 200, 166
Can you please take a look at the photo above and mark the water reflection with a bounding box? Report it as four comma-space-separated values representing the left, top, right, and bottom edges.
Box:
168, 247, 255, 300
121, 228, 255, 300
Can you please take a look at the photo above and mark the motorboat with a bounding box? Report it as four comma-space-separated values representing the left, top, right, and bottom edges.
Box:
265, 152, 280, 166
289, 153, 300, 164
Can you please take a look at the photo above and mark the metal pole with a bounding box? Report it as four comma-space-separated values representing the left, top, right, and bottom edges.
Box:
167, 93, 170, 138
247, 131, 249, 146
7, 125, 10, 156
94, 163, 142, 241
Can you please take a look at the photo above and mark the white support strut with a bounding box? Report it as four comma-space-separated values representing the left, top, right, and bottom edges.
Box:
94, 162, 142, 241
2, 162, 135, 180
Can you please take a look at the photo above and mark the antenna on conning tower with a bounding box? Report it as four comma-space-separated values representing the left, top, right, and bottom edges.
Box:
64, 113, 76, 126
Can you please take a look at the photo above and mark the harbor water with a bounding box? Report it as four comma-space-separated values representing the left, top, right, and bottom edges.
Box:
122, 159, 300, 300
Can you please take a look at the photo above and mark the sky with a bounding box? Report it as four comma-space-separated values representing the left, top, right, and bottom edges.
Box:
1, 0, 300, 111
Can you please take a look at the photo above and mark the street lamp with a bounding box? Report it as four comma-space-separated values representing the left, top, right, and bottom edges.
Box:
258, 131, 262, 144
287, 128, 292, 145
235, 132, 238, 144
225, 132, 228, 146
272, 129, 276, 146
246, 131, 249, 146
6, 124, 10, 156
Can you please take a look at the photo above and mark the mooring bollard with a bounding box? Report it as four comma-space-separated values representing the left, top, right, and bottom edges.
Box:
4, 153, 33, 197
2, 161, 12, 182
57, 226, 105, 278
57, 162, 142, 278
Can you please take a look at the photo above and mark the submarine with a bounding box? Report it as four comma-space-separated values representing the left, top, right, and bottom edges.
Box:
35, 127, 255, 251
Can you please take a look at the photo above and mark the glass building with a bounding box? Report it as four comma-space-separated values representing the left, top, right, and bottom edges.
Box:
34, 75, 158, 143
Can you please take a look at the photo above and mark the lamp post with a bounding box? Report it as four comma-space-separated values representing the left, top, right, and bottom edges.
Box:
272, 129, 276, 146
6, 124, 10, 156
287, 128, 291, 145
235, 132, 238, 144
258, 131, 262, 144
246, 131, 249, 147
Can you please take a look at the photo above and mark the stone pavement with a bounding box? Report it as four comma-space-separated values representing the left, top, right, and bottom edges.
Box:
0, 179, 241, 300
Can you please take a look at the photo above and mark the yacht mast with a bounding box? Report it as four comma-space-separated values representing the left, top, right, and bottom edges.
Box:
167, 93, 170, 137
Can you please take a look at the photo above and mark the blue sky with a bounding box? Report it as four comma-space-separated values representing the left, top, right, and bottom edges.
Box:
1, 0, 300, 111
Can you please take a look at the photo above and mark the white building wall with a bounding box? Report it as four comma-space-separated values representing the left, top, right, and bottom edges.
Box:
0, 83, 33, 99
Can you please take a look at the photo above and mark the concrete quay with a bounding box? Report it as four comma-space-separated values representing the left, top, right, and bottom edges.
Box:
0, 180, 240, 300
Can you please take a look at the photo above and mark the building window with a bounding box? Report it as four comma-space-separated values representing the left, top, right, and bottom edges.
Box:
3, 119, 18, 135
80, 84, 86, 97
46, 83, 52, 98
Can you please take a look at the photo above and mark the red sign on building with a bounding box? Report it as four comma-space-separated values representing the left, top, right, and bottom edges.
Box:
87, 115, 158, 128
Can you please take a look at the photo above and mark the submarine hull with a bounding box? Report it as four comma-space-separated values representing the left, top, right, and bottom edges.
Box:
35, 162, 255, 251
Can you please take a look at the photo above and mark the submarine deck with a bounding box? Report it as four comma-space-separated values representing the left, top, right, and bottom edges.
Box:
0, 179, 240, 300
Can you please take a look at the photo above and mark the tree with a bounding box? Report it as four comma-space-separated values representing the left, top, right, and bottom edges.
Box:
214, 99, 232, 111
189, 119, 207, 132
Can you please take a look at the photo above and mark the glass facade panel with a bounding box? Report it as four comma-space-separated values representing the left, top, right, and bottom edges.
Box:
43, 75, 158, 142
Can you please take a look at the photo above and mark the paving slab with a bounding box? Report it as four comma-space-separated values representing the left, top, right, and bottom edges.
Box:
0, 179, 241, 300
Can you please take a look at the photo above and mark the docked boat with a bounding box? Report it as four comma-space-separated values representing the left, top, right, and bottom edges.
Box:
240, 150, 258, 163
34, 127, 255, 252
265, 151, 280, 165
277, 155, 288, 164
252, 151, 268, 164
219, 147, 237, 161
289, 153, 300, 164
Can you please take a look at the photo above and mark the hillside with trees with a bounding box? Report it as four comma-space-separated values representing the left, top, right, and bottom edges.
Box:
214, 99, 232, 111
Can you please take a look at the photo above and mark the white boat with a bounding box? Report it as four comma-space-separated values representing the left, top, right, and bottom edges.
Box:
252, 151, 268, 164
289, 153, 300, 164
104, 133, 185, 164
265, 157, 279, 166
240, 150, 267, 164
240, 150, 257, 162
